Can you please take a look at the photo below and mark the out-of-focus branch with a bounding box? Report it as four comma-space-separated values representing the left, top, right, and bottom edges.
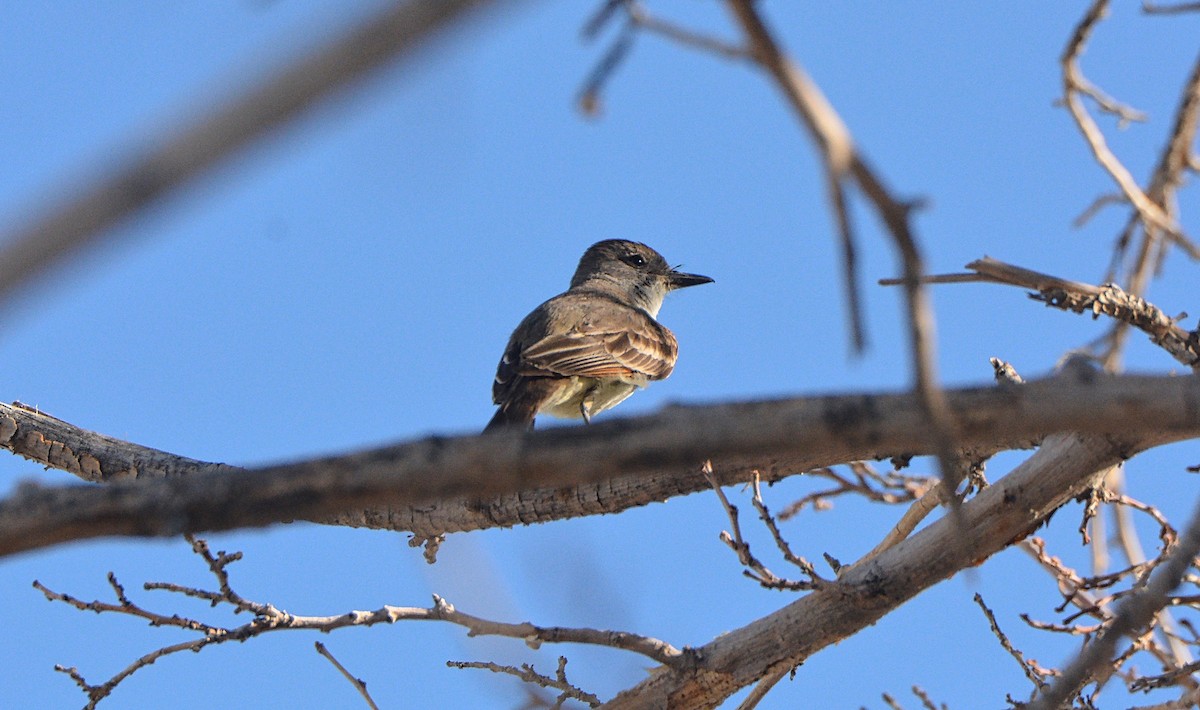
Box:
1142, 1, 1200, 15
723, 1, 963, 501
0, 0, 504, 307
4, 373, 1200, 558
722, 0, 861, 352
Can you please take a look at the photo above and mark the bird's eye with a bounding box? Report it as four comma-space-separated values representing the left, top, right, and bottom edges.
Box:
624, 254, 647, 268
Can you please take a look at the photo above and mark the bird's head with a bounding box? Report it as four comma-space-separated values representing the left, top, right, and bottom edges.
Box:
570, 240, 713, 317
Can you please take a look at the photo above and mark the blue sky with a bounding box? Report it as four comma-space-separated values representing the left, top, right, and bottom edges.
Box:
0, 2, 1197, 708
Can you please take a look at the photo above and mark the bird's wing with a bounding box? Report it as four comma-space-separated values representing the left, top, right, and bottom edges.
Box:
519, 310, 678, 381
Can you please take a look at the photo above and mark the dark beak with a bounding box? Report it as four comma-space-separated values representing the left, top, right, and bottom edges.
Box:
667, 270, 714, 290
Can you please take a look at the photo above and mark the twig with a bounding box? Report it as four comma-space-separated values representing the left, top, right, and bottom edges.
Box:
1131, 659, 1200, 691
0, 0, 502, 309
448, 657, 601, 708
1060, 0, 1192, 250
910, 685, 945, 710
315, 642, 380, 710
778, 462, 934, 519
963, 257, 1200, 372
1030, 494, 1200, 709
848, 481, 949, 570
1104, 51, 1200, 369
974, 593, 1051, 692
36, 539, 686, 706
736, 665, 791, 710
626, 2, 748, 59
1142, 1, 1200, 14
749, 474, 828, 586
577, 2, 748, 116
704, 461, 821, 591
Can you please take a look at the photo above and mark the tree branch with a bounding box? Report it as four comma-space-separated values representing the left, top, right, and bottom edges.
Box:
2, 372, 1200, 558
723, 0, 964, 504
0, 0, 502, 307
603, 432, 1148, 707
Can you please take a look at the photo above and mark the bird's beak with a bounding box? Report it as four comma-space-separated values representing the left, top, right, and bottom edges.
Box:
667, 270, 714, 290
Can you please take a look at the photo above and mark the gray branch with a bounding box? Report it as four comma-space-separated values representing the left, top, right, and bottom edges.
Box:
2, 371, 1200, 558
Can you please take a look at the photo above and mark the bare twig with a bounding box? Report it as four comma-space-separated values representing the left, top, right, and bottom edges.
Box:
1104, 50, 1200, 369
704, 461, 822, 591
315, 642, 380, 710
36, 540, 685, 706
626, 2, 748, 59
1131, 660, 1200, 691
963, 257, 1200, 372
448, 657, 601, 707
778, 462, 934, 519
910, 685, 945, 710
847, 482, 949, 569
0, 0, 503, 308
1142, 1, 1200, 15
1060, 0, 1192, 250
1030, 494, 1200, 709
736, 665, 791, 710
577, 2, 748, 116
974, 593, 1051, 692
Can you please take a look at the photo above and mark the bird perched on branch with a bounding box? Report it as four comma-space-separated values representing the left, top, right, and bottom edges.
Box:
485, 239, 712, 432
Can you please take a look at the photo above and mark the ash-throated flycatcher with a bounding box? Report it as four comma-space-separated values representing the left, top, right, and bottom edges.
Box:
485, 239, 712, 432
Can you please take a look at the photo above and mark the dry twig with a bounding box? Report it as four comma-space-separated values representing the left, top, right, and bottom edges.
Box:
35, 537, 685, 707
949, 257, 1200, 372
315, 642, 381, 710
974, 593, 1052, 696
448, 657, 601, 708
1060, 0, 1191, 252
1030, 494, 1200, 709
778, 462, 934, 520
704, 461, 826, 591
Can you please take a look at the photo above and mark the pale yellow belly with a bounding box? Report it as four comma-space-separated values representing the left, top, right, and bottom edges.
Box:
539, 376, 647, 420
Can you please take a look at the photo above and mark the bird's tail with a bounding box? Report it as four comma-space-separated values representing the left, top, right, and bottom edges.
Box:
484, 404, 535, 432
484, 380, 554, 433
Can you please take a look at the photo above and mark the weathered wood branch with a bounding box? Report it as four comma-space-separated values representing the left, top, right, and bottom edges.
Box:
604, 431, 1169, 707
1, 372, 1199, 559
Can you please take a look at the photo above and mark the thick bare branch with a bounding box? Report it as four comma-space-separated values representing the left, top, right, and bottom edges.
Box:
4, 373, 1200, 558
604, 432, 1148, 707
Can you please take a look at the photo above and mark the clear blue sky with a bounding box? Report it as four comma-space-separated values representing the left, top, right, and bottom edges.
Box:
0, 2, 1197, 708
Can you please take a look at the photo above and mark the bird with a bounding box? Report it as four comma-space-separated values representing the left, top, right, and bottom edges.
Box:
485, 239, 712, 432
